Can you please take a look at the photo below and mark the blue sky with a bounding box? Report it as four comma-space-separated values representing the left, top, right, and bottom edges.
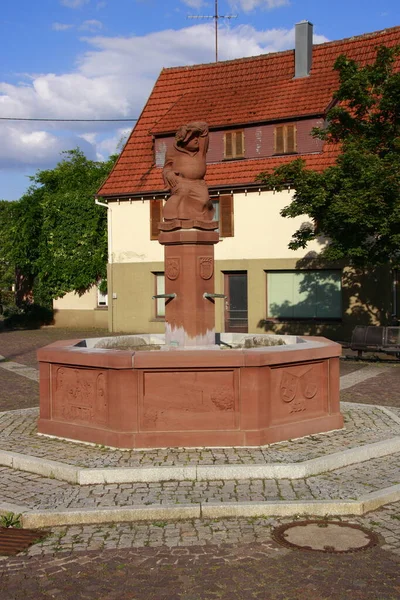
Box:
1, 0, 399, 200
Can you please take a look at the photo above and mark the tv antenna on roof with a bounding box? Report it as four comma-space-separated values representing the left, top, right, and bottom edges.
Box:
187, 0, 237, 63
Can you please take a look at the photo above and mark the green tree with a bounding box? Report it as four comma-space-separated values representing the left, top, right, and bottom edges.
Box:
0, 201, 17, 307
257, 45, 400, 267
2, 149, 116, 306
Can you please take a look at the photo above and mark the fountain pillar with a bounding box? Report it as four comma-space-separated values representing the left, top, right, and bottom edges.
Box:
159, 219, 219, 347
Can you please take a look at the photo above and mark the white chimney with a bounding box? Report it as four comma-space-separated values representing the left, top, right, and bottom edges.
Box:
295, 20, 313, 78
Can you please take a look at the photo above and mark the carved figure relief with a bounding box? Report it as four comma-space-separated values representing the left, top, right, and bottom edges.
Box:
166, 257, 180, 280
54, 366, 108, 425
162, 122, 214, 222
198, 256, 213, 280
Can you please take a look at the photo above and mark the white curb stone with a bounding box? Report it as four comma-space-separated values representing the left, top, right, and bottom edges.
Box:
78, 466, 197, 485
21, 504, 201, 529
15, 481, 400, 527
2, 436, 399, 485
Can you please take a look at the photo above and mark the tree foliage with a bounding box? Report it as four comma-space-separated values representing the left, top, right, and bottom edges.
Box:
2, 149, 116, 304
257, 44, 400, 267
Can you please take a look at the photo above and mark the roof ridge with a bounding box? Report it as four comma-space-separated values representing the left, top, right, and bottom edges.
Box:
160, 24, 400, 74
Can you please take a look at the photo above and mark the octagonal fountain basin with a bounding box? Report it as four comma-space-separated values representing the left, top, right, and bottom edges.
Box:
37, 333, 343, 449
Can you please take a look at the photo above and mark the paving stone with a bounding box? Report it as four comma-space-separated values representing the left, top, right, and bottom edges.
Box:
1, 404, 399, 471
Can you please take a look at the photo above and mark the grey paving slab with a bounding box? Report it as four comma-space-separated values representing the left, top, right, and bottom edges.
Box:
0, 356, 39, 381
339, 364, 392, 390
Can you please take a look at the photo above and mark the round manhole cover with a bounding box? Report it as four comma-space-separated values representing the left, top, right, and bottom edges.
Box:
272, 520, 379, 554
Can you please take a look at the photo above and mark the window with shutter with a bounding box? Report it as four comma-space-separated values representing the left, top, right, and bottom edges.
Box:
219, 194, 234, 237
286, 124, 296, 153
150, 199, 163, 240
224, 131, 245, 159
275, 126, 284, 154
225, 132, 233, 158
274, 124, 297, 155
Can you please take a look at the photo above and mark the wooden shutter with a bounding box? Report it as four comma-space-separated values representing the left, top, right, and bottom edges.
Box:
224, 132, 233, 158
219, 194, 234, 237
286, 124, 296, 153
235, 131, 244, 157
150, 199, 163, 240
275, 126, 284, 154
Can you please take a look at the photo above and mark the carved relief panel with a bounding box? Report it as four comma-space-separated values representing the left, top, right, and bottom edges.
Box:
139, 369, 239, 432
52, 366, 109, 426
270, 361, 327, 424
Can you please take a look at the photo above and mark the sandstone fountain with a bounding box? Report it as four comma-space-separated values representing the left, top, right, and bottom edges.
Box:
38, 122, 343, 448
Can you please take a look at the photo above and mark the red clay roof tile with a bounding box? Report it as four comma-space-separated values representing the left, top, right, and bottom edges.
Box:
98, 26, 400, 197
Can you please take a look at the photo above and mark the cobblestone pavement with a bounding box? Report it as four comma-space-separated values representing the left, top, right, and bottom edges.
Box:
1, 330, 400, 598
0, 504, 399, 599
1, 451, 400, 510
1, 403, 399, 469
1, 501, 398, 560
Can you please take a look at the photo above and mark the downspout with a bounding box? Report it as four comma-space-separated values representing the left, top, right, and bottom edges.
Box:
95, 198, 113, 332
392, 268, 398, 325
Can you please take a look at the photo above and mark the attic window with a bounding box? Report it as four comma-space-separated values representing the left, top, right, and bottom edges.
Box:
224, 130, 245, 160
274, 124, 297, 155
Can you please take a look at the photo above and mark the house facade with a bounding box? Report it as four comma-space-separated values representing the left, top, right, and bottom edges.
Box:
57, 22, 400, 339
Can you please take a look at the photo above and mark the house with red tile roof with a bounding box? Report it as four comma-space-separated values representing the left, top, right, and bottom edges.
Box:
54, 22, 400, 338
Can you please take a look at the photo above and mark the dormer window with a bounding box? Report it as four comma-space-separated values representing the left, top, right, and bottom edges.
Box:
224, 130, 245, 159
274, 124, 297, 155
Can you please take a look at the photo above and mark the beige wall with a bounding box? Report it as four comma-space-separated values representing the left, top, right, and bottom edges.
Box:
110, 191, 324, 264
108, 258, 392, 341
52, 190, 393, 337
108, 261, 165, 334
53, 287, 108, 329
53, 287, 99, 310
53, 308, 108, 329
107, 191, 393, 340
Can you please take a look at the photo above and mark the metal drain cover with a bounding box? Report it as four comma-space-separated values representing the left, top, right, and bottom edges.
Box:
0, 527, 47, 556
272, 520, 379, 554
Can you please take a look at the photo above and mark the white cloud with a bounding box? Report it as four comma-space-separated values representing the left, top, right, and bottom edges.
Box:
60, 0, 90, 8
0, 22, 328, 172
79, 19, 103, 32
180, 0, 206, 8
52, 22, 74, 31
96, 128, 131, 160
229, 0, 289, 11
0, 123, 95, 169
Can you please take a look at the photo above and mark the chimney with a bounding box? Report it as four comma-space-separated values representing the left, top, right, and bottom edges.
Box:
295, 20, 313, 78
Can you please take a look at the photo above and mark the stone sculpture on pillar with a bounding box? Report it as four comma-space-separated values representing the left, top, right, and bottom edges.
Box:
162, 122, 214, 222
159, 122, 219, 347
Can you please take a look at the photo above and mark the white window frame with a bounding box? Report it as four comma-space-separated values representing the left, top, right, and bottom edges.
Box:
154, 272, 165, 319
